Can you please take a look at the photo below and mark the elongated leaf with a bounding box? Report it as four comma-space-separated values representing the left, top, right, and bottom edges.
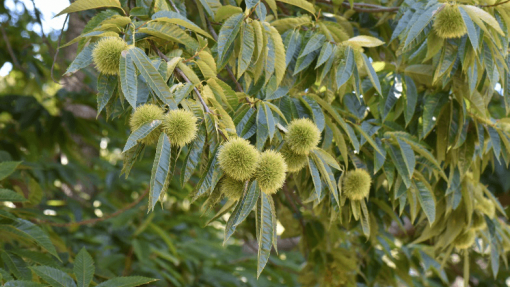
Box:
463, 5, 504, 35
361, 53, 382, 96
56, 0, 123, 17
217, 13, 244, 63
459, 7, 479, 52
256, 192, 275, 278
4, 281, 46, 287
74, 248, 94, 287
276, 0, 315, 15
0, 189, 26, 202
313, 148, 340, 170
224, 181, 259, 243
128, 47, 177, 108
387, 144, 412, 188
422, 93, 448, 138
149, 133, 172, 211
95, 276, 157, 287
152, 11, 213, 39
194, 150, 220, 200
403, 3, 441, 49
0, 219, 59, 259
353, 124, 385, 157
396, 138, 415, 178
65, 43, 95, 75
120, 52, 137, 109
0, 161, 21, 181
32, 266, 76, 287
413, 179, 436, 224
97, 74, 116, 115
1, 252, 31, 280
336, 46, 355, 89
360, 199, 370, 236
316, 42, 333, 68
301, 96, 325, 131
404, 75, 418, 126
300, 33, 325, 58
138, 22, 199, 51
199, 0, 222, 17
269, 26, 286, 86
347, 35, 385, 47
181, 125, 206, 186
238, 23, 255, 78
308, 158, 322, 201
123, 120, 162, 152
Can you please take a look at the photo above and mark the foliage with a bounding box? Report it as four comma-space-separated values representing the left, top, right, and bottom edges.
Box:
3, 0, 510, 285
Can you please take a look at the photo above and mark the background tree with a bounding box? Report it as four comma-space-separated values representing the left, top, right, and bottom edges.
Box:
2, 0, 510, 286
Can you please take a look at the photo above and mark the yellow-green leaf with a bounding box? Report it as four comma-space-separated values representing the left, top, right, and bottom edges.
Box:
56, 0, 124, 17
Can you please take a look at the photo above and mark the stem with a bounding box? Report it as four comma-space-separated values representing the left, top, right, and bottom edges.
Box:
36, 188, 149, 227
480, 0, 510, 7
0, 25, 24, 72
51, 14, 69, 84
315, 0, 400, 13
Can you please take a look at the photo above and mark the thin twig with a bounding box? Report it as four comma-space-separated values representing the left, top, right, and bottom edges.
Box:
0, 25, 24, 72
315, 0, 400, 13
167, 0, 180, 13
51, 14, 69, 84
36, 188, 149, 227
480, 0, 510, 7
30, 0, 55, 57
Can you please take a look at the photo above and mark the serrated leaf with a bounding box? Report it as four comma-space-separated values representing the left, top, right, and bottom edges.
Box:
123, 120, 162, 152
95, 276, 157, 287
276, 0, 315, 15
224, 181, 260, 243
128, 47, 177, 108
313, 148, 340, 170
199, 0, 222, 17
152, 11, 213, 39
119, 52, 137, 109
403, 3, 441, 49
360, 199, 370, 236
301, 96, 325, 131
138, 22, 199, 51
463, 5, 504, 35
396, 138, 415, 177
353, 124, 385, 157
217, 13, 244, 63
181, 125, 206, 186
0, 161, 21, 181
459, 7, 479, 52
0, 189, 26, 202
238, 23, 255, 78
149, 133, 172, 211
308, 158, 322, 202
214, 5, 243, 22
74, 248, 94, 287
387, 144, 412, 188
347, 35, 385, 47
299, 33, 325, 58
1, 252, 31, 281
361, 53, 382, 96
316, 42, 333, 68
413, 179, 436, 224
56, 0, 123, 17
65, 43, 95, 75
0, 220, 59, 259
404, 75, 418, 126
268, 26, 286, 86
256, 192, 276, 278
422, 93, 448, 138
97, 74, 116, 115
32, 266, 76, 287
4, 281, 46, 287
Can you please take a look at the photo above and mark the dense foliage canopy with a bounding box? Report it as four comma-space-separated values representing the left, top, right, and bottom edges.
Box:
3, 0, 510, 286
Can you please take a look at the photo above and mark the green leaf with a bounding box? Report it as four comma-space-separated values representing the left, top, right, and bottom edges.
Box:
238, 23, 255, 78
387, 144, 412, 188
462, 5, 504, 35
1, 252, 31, 281
301, 96, 325, 131
138, 22, 199, 51
122, 120, 162, 152
299, 33, 325, 59
459, 7, 479, 52
128, 47, 177, 108
56, 0, 123, 17
0, 161, 21, 181
149, 133, 172, 211
360, 199, 370, 236
217, 13, 244, 63
404, 75, 418, 126
308, 157, 322, 201
353, 124, 385, 157
95, 276, 157, 287
403, 3, 441, 49
32, 266, 76, 287
181, 125, 206, 186
198, 0, 222, 17
413, 179, 436, 224
316, 42, 333, 68
276, 0, 315, 15
119, 52, 137, 109
310, 152, 339, 206
97, 74, 116, 115
214, 5, 243, 22
224, 181, 260, 243
193, 149, 221, 200
256, 192, 276, 278
422, 93, 449, 138
152, 11, 213, 39
0, 220, 59, 259
256, 103, 269, 150
313, 148, 340, 170
396, 138, 415, 178
336, 46, 355, 89
0, 189, 26, 202
65, 43, 95, 75
4, 281, 46, 287
74, 248, 94, 287
268, 26, 286, 86
361, 53, 382, 96
347, 35, 385, 47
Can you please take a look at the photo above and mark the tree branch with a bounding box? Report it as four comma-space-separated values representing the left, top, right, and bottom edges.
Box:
0, 25, 24, 72
51, 14, 69, 84
315, 0, 400, 13
480, 0, 510, 7
35, 188, 149, 227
